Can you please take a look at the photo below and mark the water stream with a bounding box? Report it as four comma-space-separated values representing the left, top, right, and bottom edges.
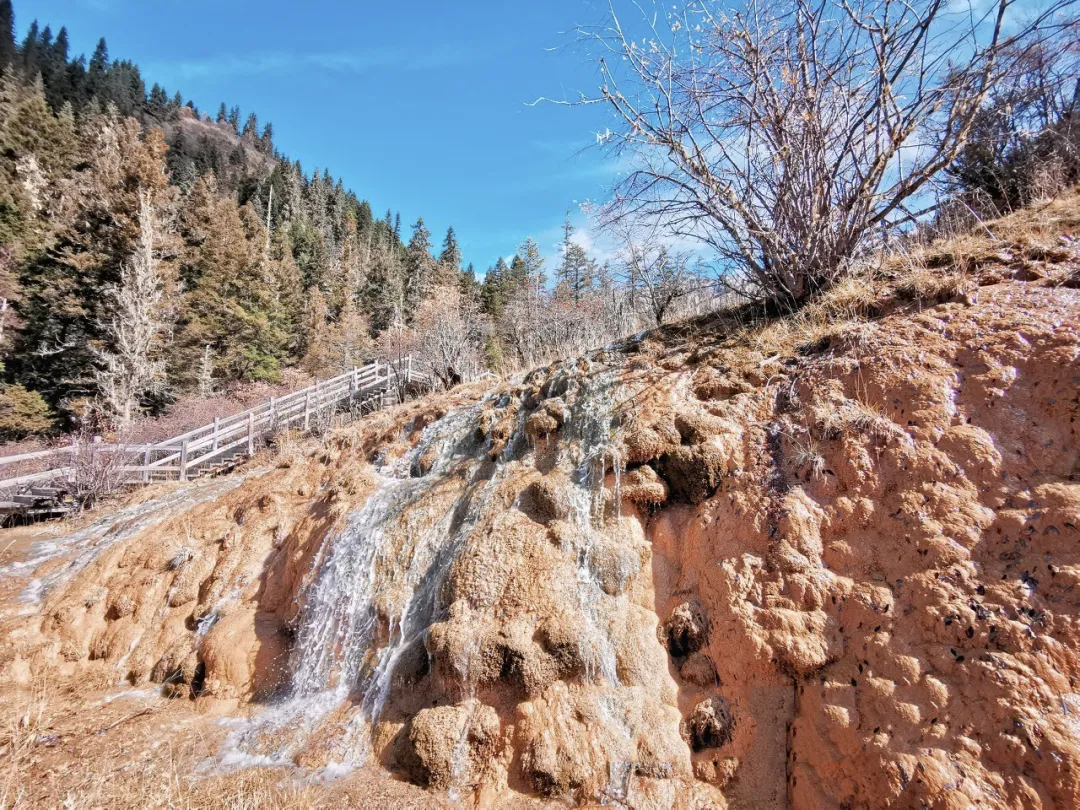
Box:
218, 358, 630, 784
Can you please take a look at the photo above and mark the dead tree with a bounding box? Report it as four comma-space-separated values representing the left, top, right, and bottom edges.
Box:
95, 190, 167, 426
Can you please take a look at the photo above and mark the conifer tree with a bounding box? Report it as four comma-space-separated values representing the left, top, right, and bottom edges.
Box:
43, 26, 69, 108
362, 231, 403, 333
10, 110, 170, 416
554, 214, 597, 303
259, 122, 273, 153
509, 238, 546, 292
86, 37, 108, 100
216, 102, 227, 123
242, 111, 258, 141
480, 257, 509, 317
459, 262, 479, 301
436, 225, 461, 287
19, 19, 37, 74
439, 226, 461, 269
177, 176, 288, 385
403, 217, 434, 320
0, 1, 14, 68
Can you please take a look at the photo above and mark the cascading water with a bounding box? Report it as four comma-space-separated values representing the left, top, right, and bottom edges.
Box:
222, 404, 504, 770
1, 475, 253, 614
219, 355, 632, 790
550, 362, 626, 685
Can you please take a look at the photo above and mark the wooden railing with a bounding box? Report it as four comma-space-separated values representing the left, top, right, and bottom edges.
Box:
0, 356, 425, 493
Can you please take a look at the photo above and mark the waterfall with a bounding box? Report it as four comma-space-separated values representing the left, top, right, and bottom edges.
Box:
222, 404, 497, 769
220, 356, 630, 778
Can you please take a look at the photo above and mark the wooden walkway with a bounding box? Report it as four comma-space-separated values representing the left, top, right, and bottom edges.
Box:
0, 356, 425, 518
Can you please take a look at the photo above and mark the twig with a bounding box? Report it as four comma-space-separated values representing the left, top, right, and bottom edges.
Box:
96, 707, 160, 736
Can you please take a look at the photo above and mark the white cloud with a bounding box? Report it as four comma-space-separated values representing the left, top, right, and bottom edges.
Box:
146, 44, 485, 81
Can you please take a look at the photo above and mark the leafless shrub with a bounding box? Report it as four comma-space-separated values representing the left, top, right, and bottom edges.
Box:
376, 321, 421, 403
68, 428, 133, 509
558, 0, 1078, 309
609, 217, 703, 325
166, 546, 194, 571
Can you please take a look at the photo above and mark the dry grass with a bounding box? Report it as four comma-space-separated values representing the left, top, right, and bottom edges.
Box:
0, 676, 329, 810
721, 186, 1080, 359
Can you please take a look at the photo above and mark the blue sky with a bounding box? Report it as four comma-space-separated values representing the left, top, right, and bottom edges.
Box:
24, 0, 623, 271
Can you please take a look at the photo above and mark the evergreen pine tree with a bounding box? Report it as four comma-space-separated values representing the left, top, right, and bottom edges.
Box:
259, 121, 273, 153
436, 225, 461, 287
227, 105, 240, 134
0, 1, 14, 68
459, 262, 479, 301
148, 82, 168, 115
242, 111, 258, 141
480, 257, 509, 317
554, 213, 596, 303
439, 226, 461, 269
20, 20, 38, 75
43, 26, 69, 108
216, 102, 227, 123
402, 217, 433, 321
507, 238, 546, 293
177, 176, 288, 384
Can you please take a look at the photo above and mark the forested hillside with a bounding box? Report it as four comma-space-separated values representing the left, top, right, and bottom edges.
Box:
0, 1, 550, 437
0, 1, 723, 441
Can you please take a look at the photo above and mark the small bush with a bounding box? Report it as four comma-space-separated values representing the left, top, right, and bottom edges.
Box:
0, 384, 53, 439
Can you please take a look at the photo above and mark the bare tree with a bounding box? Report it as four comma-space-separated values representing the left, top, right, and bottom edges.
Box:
414, 286, 484, 389
197, 345, 215, 397
559, 0, 1078, 307
95, 190, 168, 426
377, 319, 420, 403
611, 220, 698, 325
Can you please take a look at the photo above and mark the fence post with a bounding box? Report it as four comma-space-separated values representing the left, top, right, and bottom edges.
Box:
407, 354, 413, 383
304, 391, 312, 432
350, 366, 357, 397
247, 411, 255, 457
213, 416, 220, 451
142, 447, 150, 484
179, 439, 189, 482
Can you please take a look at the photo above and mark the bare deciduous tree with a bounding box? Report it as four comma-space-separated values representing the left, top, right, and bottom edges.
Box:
414, 286, 485, 389
611, 220, 698, 324
559, 0, 1078, 307
95, 190, 168, 426
377, 319, 420, 403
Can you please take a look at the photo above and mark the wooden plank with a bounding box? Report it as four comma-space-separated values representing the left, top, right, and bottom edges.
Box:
0, 467, 74, 489
0, 357, 408, 495
0, 447, 72, 466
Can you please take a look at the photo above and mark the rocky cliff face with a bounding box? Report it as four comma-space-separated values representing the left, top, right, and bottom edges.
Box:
2, 247, 1079, 808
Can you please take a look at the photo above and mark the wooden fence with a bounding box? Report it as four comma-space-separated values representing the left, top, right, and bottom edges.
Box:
0, 356, 425, 497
